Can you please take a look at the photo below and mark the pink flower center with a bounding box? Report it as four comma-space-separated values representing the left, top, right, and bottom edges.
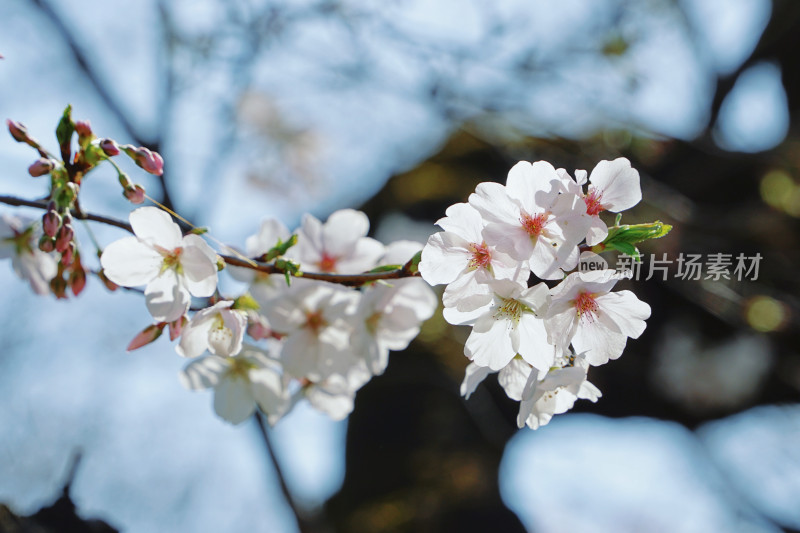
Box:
574, 291, 599, 321
468, 242, 492, 270
317, 252, 338, 273
520, 212, 547, 237
584, 187, 604, 216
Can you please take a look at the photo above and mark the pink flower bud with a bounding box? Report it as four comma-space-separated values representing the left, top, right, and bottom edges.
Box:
51, 277, 68, 299
168, 316, 188, 341
7, 119, 29, 143
98, 270, 118, 292
100, 138, 119, 156
75, 120, 92, 138
247, 320, 273, 341
42, 210, 62, 237
123, 184, 146, 204
133, 147, 164, 175
28, 158, 55, 177
69, 267, 87, 297
127, 323, 165, 351
55, 224, 74, 253
38, 235, 56, 253
60, 242, 75, 267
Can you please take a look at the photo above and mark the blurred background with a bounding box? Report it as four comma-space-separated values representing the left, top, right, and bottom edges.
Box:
1, 0, 799, 531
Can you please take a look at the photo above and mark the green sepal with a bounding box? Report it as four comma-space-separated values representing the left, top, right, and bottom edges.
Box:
404, 250, 422, 274
368, 264, 402, 273
190, 227, 209, 235
274, 258, 300, 286
601, 220, 672, 261
56, 105, 75, 163
258, 234, 298, 262
232, 293, 260, 311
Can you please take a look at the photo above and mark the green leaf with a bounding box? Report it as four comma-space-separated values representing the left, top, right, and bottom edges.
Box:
55, 105, 75, 163
190, 227, 209, 235
601, 220, 671, 261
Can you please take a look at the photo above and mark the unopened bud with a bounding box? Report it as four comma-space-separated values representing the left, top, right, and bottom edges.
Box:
127, 323, 165, 351
50, 275, 68, 299
69, 266, 87, 296
125, 145, 164, 176
60, 242, 76, 267
55, 224, 74, 253
100, 138, 119, 156
28, 158, 55, 177
168, 316, 188, 341
7, 119, 29, 143
123, 184, 146, 204
75, 120, 92, 138
38, 235, 56, 252
98, 269, 118, 292
42, 210, 62, 237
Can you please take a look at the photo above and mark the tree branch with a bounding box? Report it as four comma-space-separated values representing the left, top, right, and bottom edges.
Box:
0, 194, 422, 287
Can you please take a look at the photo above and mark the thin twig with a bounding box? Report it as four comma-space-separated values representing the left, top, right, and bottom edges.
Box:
253, 412, 311, 533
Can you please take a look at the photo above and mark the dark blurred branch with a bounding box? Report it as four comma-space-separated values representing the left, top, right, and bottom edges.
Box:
254, 413, 312, 533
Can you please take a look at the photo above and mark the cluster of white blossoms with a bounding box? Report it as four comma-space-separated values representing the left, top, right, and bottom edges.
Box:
99, 206, 437, 424
419, 158, 652, 429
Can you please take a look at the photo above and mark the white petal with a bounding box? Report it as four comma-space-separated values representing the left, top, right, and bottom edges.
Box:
130, 206, 182, 249
213, 376, 256, 424
588, 158, 641, 212
572, 321, 628, 366
460, 362, 495, 399
145, 271, 190, 322
505, 161, 560, 212
100, 236, 162, 286
596, 290, 651, 339
246, 218, 291, 256
335, 237, 384, 273
498, 358, 533, 401
179, 355, 228, 390
436, 202, 484, 242
176, 318, 214, 358
517, 314, 556, 372
418, 232, 470, 285
181, 235, 218, 297
249, 367, 288, 415
465, 315, 516, 371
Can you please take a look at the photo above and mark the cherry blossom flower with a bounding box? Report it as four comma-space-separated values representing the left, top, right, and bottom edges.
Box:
350, 278, 437, 374
517, 355, 601, 429
469, 161, 590, 280
180, 346, 289, 424
452, 279, 555, 372
230, 217, 293, 305
263, 278, 359, 381
100, 206, 218, 322
176, 300, 248, 358
545, 270, 651, 366
419, 202, 527, 311
563, 158, 642, 246
286, 209, 384, 273
0, 213, 58, 295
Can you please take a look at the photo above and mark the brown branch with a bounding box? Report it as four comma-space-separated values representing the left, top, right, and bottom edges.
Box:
0, 194, 422, 286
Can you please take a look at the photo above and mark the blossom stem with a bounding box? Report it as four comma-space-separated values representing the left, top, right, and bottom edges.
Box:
0, 194, 422, 286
